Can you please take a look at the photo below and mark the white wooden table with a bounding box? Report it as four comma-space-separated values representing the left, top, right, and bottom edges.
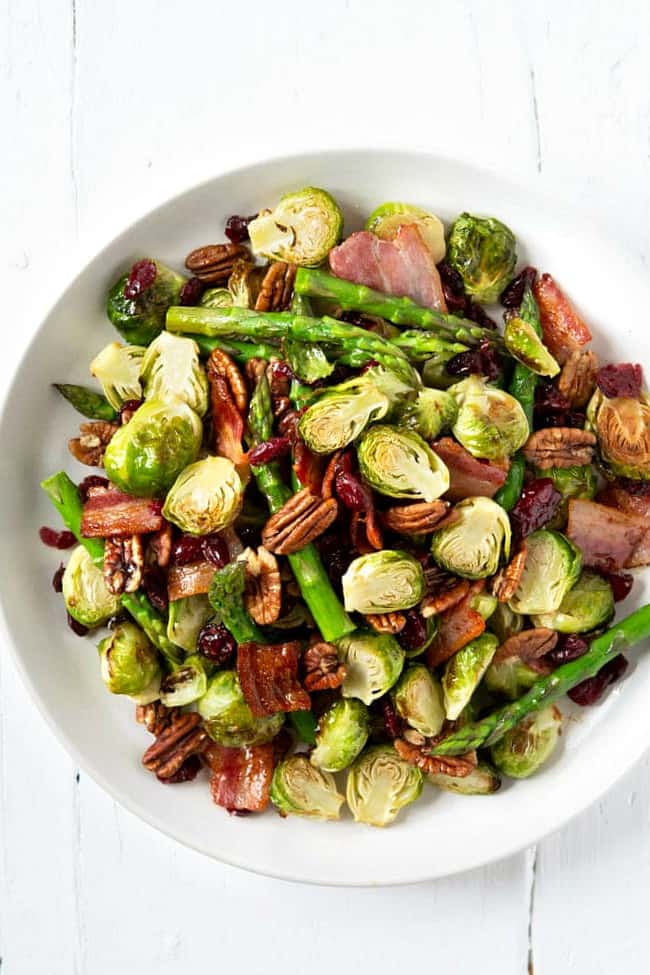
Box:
2, 2, 650, 971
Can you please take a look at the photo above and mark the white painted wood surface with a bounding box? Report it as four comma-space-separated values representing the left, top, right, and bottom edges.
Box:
2, 1, 649, 971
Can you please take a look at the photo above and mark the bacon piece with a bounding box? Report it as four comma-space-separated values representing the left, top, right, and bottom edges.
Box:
237, 641, 311, 717
204, 742, 275, 813
329, 226, 448, 311
426, 581, 486, 669
566, 498, 650, 571
597, 484, 650, 519
432, 438, 509, 502
167, 561, 217, 601
80, 488, 163, 537
533, 273, 592, 365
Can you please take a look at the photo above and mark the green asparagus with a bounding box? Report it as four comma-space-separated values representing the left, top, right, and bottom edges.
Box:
208, 561, 264, 644
54, 384, 118, 421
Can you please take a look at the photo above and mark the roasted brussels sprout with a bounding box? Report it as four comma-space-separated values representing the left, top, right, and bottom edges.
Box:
491, 705, 562, 779
346, 744, 423, 827
442, 632, 499, 720
532, 570, 614, 633
249, 187, 343, 266
166, 595, 213, 652
197, 670, 284, 747
89, 342, 145, 410
338, 631, 405, 705
446, 213, 517, 303
159, 655, 209, 707
342, 550, 425, 614
365, 202, 446, 263
200, 287, 234, 309
285, 336, 335, 384
586, 389, 650, 481
488, 602, 525, 643
163, 456, 243, 535
103, 397, 202, 497
504, 316, 560, 377
298, 373, 391, 454
107, 259, 186, 345
98, 621, 161, 702
397, 388, 458, 440
541, 464, 598, 528
140, 331, 208, 416
427, 761, 501, 795
357, 425, 450, 502
471, 591, 498, 621
270, 755, 344, 820
508, 530, 582, 615
393, 664, 445, 737
483, 657, 540, 700
431, 497, 511, 579
62, 545, 120, 628
228, 260, 267, 308
450, 377, 529, 460
310, 698, 369, 772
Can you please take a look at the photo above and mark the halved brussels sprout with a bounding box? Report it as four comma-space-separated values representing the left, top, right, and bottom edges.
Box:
586, 389, 650, 481
450, 377, 529, 460
249, 187, 343, 266
166, 595, 213, 652
228, 259, 267, 308
98, 621, 161, 702
270, 756, 344, 821
346, 744, 423, 827
163, 456, 243, 535
442, 632, 499, 720
140, 332, 208, 416
310, 698, 369, 772
365, 202, 446, 263
200, 287, 234, 309
532, 570, 614, 634
446, 213, 517, 303
338, 631, 405, 705
393, 664, 445, 737
427, 761, 501, 795
197, 670, 284, 747
397, 388, 458, 440
357, 425, 449, 502
62, 545, 120, 628
508, 529, 582, 615
483, 657, 540, 701
431, 497, 511, 579
285, 336, 335, 384
491, 705, 562, 779
103, 397, 203, 497
488, 602, 525, 643
504, 316, 560, 377
471, 591, 499, 621
541, 464, 598, 528
90, 342, 145, 410
107, 259, 186, 346
298, 374, 391, 454
342, 550, 425, 614
159, 654, 210, 707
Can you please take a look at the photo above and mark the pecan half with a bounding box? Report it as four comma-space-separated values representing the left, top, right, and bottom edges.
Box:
303, 640, 346, 691
490, 543, 528, 602
135, 700, 176, 737
206, 348, 248, 414
255, 262, 296, 312
147, 521, 173, 569
557, 348, 598, 408
245, 357, 269, 391
365, 612, 406, 634
68, 421, 118, 467
268, 362, 292, 419
321, 450, 344, 500
493, 627, 558, 665
420, 567, 470, 618
350, 506, 383, 553
243, 546, 282, 625
185, 243, 249, 284
262, 488, 338, 555
104, 534, 144, 595
206, 348, 248, 468
142, 712, 209, 782
394, 738, 478, 778
522, 427, 597, 469
381, 500, 450, 534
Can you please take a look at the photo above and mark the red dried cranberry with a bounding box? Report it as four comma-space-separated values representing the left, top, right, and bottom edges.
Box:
510, 478, 563, 545
162, 754, 202, 784
39, 526, 76, 549
545, 634, 589, 668
437, 261, 467, 312
598, 570, 633, 602
617, 479, 650, 497
52, 563, 65, 592
179, 276, 205, 306
464, 301, 497, 330
248, 436, 291, 466
67, 613, 89, 637
124, 259, 157, 299
381, 697, 404, 739
118, 399, 143, 425
398, 610, 428, 653
535, 381, 570, 413
596, 363, 643, 399
270, 360, 294, 382
360, 359, 380, 372
339, 310, 377, 329
335, 471, 367, 511
142, 566, 168, 613
317, 533, 355, 589
568, 655, 629, 706
445, 338, 502, 381
202, 533, 230, 567
77, 475, 109, 503
197, 621, 235, 665
499, 266, 538, 308
171, 535, 206, 566
224, 214, 256, 244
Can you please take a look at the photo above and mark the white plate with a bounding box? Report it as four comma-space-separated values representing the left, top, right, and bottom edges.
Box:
0, 150, 648, 886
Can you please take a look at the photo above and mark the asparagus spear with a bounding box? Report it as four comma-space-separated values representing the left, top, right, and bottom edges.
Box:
391, 330, 469, 362
53, 384, 118, 421
189, 334, 280, 363
41, 472, 183, 667
247, 371, 355, 643
429, 605, 650, 755
208, 561, 264, 643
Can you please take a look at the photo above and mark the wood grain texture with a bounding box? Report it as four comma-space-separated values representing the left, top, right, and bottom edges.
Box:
2, 0, 650, 972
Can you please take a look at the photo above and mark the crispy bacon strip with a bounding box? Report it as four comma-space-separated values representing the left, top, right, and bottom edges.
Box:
204, 742, 275, 813
533, 273, 592, 365
81, 488, 163, 537
431, 438, 509, 502
167, 561, 217, 601
237, 641, 311, 717
566, 498, 650, 571
426, 582, 486, 668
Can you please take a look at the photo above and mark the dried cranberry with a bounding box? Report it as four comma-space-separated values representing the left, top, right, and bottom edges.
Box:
464, 301, 497, 330
317, 533, 355, 589
338, 310, 377, 329
446, 338, 502, 382
179, 276, 205, 306
499, 266, 538, 308
52, 563, 65, 593
67, 613, 89, 637
142, 566, 168, 613
535, 381, 570, 414
596, 363, 643, 399
568, 655, 629, 706
545, 634, 589, 668
510, 478, 563, 545
124, 259, 157, 299
599, 570, 634, 602
202, 533, 230, 567
171, 535, 205, 566
360, 359, 380, 372
617, 478, 650, 497
197, 621, 235, 665
380, 697, 404, 739
162, 754, 202, 784
437, 261, 467, 312
248, 436, 291, 466
77, 475, 109, 503
224, 214, 256, 244
270, 360, 294, 382
39, 526, 76, 549
335, 471, 367, 511
118, 399, 142, 425
398, 610, 427, 653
